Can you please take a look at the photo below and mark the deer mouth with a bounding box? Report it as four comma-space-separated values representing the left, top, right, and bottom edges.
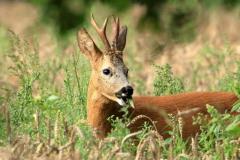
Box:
121, 96, 128, 104
115, 93, 134, 108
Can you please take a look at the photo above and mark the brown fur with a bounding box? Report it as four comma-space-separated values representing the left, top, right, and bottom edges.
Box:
132, 92, 238, 138
77, 15, 239, 139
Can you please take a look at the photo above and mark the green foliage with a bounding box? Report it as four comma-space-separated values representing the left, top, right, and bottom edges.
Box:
160, 0, 199, 42
26, 0, 240, 41
231, 101, 240, 112
108, 104, 140, 154
153, 64, 184, 96
190, 43, 236, 91
108, 105, 131, 139
0, 27, 10, 54
219, 61, 240, 95
7, 31, 41, 135
194, 104, 240, 158
164, 114, 188, 157
28, 0, 92, 35
0, 31, 94, 156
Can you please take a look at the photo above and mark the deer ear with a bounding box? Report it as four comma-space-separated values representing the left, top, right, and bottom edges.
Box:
77, 28, 102, 60
117, 26, 127, 51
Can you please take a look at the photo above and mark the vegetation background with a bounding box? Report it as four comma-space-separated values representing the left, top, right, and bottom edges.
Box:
0, 0, 240, 159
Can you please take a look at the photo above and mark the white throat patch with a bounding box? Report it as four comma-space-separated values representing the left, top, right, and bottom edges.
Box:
116, 98, 126, 106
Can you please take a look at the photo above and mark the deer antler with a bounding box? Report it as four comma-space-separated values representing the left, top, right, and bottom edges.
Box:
91, 14, 111, 51
111, 16, 120, 49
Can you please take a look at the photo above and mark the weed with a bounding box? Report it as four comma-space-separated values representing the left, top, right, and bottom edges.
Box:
153, 64, 184, 96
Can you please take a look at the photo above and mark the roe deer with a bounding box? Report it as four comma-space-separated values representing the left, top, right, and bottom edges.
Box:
77, 15, 238, 139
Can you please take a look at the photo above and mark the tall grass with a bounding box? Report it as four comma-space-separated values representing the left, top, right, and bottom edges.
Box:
0, 26, 239, 160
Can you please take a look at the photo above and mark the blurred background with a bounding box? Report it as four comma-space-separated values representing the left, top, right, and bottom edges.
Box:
0, 0, 240, 94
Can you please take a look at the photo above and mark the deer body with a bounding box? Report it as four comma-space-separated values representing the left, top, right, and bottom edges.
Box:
132, 92, 237, 138
77, 15, 238, 139
87, 80, 238, 138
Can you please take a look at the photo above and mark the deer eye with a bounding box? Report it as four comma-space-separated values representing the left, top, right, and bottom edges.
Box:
103, 68, 111, 75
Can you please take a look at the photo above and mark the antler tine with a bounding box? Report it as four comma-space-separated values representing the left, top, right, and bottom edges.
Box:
112, 16, 120, 49
91, 14, 111, 51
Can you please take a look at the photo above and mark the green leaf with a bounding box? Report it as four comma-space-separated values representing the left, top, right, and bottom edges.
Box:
231, 101, 240, 112
226, 118, 240, 136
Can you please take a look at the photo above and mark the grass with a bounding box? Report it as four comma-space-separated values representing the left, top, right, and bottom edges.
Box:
0, 6, 240, 160
153, 64, 184, 96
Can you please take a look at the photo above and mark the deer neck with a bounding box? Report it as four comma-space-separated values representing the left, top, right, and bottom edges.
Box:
87, 77, 121, 138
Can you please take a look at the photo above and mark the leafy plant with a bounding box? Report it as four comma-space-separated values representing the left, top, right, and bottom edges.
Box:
194, 104, 240, 159
219, 61, 240, 95
153, 64, 184, 96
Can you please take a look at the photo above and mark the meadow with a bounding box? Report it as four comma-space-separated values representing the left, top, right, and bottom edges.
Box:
0, 1, 240, 159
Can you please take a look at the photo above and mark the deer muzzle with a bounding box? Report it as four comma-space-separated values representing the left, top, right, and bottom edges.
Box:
115, 85, 134, 107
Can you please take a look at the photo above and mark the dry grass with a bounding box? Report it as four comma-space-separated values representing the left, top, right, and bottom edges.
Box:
0, 105, 239, 159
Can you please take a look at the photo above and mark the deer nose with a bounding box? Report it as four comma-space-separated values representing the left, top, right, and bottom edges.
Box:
116, 86, 134, 98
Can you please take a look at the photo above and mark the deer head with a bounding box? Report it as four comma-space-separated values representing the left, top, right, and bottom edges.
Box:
77, 15, 133, 106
